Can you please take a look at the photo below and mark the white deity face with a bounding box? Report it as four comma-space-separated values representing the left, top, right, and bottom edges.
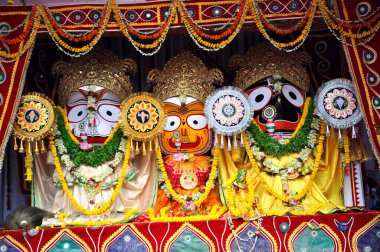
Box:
66, 85, 121, 144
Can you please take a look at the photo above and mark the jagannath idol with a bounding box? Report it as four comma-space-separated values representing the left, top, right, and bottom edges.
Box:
30, 50, 158, 224
219, 43, 351, 217
146, 51, 227, 220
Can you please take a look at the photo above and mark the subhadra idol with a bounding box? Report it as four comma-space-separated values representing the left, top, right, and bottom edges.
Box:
147, 51, 227, 221
221, 44, 351, 217
33, 50, 157, 225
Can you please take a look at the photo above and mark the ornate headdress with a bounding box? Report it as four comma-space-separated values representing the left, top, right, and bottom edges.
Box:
147, 51, 224, 102
229, 43, 312, 91
52, 49, 137, 103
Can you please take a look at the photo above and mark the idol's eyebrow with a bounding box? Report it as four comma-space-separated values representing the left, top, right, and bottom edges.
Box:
97, 99, 120, 103
67, 98, 87, 106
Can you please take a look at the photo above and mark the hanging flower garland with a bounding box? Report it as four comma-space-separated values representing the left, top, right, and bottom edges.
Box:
178, 0, 247, 41
0, 5, 38, 44
40, 3, 109, 43
318, 0, 380, 38
247, 98, 315, 158
49, 134, 131, 215
343, 129, 350, 165
55, 107, 123, 167
0, 9, 40, 59
250, 0, 317, 51
177, 0, 249, 51
243, 121, 326, 203
39, 1, 110, 56
155, 145, 220, 208
256, 0, 315, 35
225, 169, 255, 217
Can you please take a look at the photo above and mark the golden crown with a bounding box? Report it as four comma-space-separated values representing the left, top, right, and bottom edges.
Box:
147, 51, 224, 102
52, 49, 137, 103
229, 43, 312, 91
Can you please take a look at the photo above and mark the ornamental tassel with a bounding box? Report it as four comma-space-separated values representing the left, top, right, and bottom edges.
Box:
149, 140, 153, 152
142, 142, 146, 156
26, 141, 32, 155
13, 137, 18, 151
233, 134, 238, 149
326, 124, 330, 137
130, 138, 134, 149
40, 140, 46, 153
135, 141, 140, 154
351, 126, 357, 138
214, 134, 218, 147
227, 136, 232, 151
155, 137, 159, 150
240, 132, 244, 147
25, 154, 33, 181
34, 141, 39, 154
220, 135, 224, 149
19, 140, 25, 153
338, 129, 342, 142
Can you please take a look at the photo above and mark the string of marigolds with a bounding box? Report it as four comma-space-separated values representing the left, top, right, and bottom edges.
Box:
256, 201, 335, 216
155, 144, 220, 208
0, 5, 38, 44
318, 0, 380, 39
243, 121, 326, 203
49, 134, 131, 215
40, 3, 109, 42
343, 129, 350, 165
39, 1, 110, 57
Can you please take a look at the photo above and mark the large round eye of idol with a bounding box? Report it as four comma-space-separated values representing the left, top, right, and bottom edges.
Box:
246, 86, 272, 111
187, 114, 208, 130
67, 92, 88, 123
97, 91, 121, 123
282, 84, 305, 107
164, 115, 181, 131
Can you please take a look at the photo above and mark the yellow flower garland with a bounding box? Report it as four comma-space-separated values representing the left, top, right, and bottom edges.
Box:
25, 153, 33, 181
291, 97, 311, 138
318, 0, 380, 39
343, 129, 350, 164
39, 2, 110, 54
147, 206, 227, 222
225, 169, 255, 217
243, 121, 326, 202
49, 135, 131, 215
111, 0, 175, 50
256, 201, 335, 216
155, 145, 220, 207
250, 0, 317, 48
177, 0, 249, 49
57, 209, 138, 227
0, 10, 40, 59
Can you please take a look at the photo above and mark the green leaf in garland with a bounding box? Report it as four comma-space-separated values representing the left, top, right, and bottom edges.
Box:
55, 108, 123, 167
247, 99, 316, 158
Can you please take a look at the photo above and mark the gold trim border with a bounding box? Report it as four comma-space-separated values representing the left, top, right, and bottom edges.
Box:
40, 229, 92, 252
0, 235, 29, 252
351, 214, 380, 252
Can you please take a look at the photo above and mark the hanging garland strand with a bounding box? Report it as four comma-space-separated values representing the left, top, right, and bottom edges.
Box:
49, 135, 131, 215
55, 107, 123, 167
243, 122, 326, 203
40, 3, 109, 43
155, 144, 220, 207
247, 98, 315, 158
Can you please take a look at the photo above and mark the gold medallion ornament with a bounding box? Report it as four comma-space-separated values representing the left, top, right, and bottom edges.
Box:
180, 172, 198, 190
119, 92, 165, 155
13, 92, 56, 181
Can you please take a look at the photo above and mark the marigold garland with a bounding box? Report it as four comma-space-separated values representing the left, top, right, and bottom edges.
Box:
256, 201, 336, 216
291, 97, 311, 138
225, 169, 255, 217
250, 0, 317, 50
39, 1, 110, 55
25, 153, 33, 181
155, 145, 220, 207
178, 0, 247, 41
49, 135, 131, 215
318, 0, 380, 39
40, 3, 109, 43
243, 122, 326, 203
343, 129, 350, 164
147, 205, 227, 222
0, 5, 38, 44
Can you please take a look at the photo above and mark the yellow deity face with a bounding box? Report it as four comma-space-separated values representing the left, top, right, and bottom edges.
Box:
159, 96, 212, 155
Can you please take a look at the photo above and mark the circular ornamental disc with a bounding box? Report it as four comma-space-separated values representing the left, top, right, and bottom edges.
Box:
120, 92, 165, 141
205, 86, 253, 136
315, 78, 362, 129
